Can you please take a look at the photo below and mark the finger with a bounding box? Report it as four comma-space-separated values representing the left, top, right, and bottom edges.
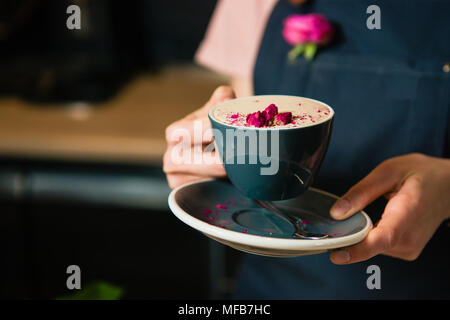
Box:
330, 159, 405, 219
165, 86, 236, 146
202, 85, 236, 111
330, 191, 417, 264
163, 147, 226, 177
166, 117, 213, 146
165, 157, 226, 177
166, 173, 211, 189
185, 85, 236, 120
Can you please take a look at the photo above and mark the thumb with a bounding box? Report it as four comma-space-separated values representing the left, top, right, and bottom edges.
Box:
204, 86, 236, 110
330, 160, 401, 220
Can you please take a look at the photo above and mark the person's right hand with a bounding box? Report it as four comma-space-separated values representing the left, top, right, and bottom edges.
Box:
163, 86, 236, 189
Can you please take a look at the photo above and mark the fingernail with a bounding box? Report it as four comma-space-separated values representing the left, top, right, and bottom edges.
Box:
331, 249, 350, 264
330, 198, 352, 217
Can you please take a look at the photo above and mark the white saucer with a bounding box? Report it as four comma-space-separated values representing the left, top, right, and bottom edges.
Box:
168, 179, 372, 258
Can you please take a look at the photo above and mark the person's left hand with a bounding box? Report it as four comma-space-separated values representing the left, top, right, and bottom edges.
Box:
329, 153, 450, 264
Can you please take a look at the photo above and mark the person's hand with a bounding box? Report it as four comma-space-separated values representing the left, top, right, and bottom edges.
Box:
163, 86, 235, 189
329, 153, 450, 264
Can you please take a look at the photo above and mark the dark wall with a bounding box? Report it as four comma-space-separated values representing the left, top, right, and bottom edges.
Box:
0, 160, 211, 299
0, 0, 218, 102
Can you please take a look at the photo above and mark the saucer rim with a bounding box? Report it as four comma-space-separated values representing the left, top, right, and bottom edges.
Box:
168, 179, 372, 251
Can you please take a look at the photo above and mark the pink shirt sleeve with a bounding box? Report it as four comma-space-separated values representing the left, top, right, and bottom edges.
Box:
195, 0, 278, 79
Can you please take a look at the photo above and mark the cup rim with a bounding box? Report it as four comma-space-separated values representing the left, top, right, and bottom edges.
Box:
208, 95, 335, 131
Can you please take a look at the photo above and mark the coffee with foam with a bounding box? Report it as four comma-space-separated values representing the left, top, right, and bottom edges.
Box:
212, 95, 332, 129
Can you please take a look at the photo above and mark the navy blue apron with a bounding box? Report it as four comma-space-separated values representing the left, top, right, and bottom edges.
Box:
235, 0, 450, 299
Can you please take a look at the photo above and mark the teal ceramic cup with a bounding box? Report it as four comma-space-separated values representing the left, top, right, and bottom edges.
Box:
208, 95, 334, 201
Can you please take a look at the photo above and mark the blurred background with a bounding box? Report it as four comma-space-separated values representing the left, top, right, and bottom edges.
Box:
0, 0, 242, 299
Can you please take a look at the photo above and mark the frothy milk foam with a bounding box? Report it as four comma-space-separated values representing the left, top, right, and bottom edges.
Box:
212, 95, 332, 128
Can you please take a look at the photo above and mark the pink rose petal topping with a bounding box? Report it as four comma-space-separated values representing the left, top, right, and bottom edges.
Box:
274, 112, 293, 125
264, 104, 278, 118
245, 104, 292, 127
246, 111, 266, 127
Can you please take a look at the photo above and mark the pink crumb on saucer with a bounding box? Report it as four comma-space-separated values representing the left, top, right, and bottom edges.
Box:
202, 209, 212, 215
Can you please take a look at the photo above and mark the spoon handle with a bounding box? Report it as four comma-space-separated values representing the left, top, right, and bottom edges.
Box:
252, 199, 328, 240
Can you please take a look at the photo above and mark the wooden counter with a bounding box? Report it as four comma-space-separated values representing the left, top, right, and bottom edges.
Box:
0, 65, 227, 165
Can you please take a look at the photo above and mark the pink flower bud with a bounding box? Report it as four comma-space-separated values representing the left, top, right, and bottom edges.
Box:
246, 111, 266, 127
282, 13, 333, 46
274, 112, 293, 125
246, 104, 292, 127
264, 104, 278, 118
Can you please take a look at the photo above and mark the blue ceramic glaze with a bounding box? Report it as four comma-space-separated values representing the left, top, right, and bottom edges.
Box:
209, 96, 334, 200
